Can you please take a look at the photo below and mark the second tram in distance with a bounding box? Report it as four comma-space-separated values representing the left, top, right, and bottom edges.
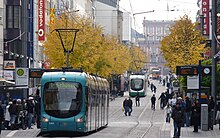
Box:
128, 73, 148, 97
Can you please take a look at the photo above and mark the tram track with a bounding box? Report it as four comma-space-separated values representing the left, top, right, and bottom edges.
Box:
140, 108, 155, 138
108, 106, 122, 118
123, 94, 160, 138
123, 100, 153, 138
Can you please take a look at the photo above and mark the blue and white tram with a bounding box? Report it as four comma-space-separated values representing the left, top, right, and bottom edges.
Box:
40, 69, 109, 133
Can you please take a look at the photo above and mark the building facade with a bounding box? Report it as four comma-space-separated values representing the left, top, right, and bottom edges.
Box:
122, 12, 132, 45
0, 1, 3, 78
142, 20, 174, 74
94, 0, 123, 42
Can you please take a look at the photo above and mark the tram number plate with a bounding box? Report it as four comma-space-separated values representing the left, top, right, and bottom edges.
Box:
59, 122, 67, 126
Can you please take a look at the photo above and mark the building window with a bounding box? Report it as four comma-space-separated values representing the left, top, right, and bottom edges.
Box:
6, 5, 21, 29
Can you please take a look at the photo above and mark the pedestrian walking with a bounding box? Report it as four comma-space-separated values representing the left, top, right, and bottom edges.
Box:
191, 100, 200, 132
158, 92, 166, 109
5, 101, 12, 130
184, 96, 191, 127
208, 96, 215, 130
27, 97, 34, 129
150, 83, 154, 92
166, 104, 172, 123
0, 101, 4, 135
215, 108, 220, 130
171, 103, 184, 138
123, 98, 129, 116
163, 78, 165, 86
147, 80, 150, 87
9, 99, 17, 130
35, 89, 41, 128
127, 97, 133, 116
135, 92, 140, 107
151, 94, 156, 110
153, 85, 157, 93
169, 95, 177, 107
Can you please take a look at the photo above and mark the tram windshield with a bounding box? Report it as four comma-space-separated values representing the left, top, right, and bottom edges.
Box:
131, 79, 144, 91
43, 82, 82, 118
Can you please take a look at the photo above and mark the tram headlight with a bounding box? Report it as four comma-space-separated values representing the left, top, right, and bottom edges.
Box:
60, 77, 66, 80
76, 117, 83, 122
42, 117, 49, 122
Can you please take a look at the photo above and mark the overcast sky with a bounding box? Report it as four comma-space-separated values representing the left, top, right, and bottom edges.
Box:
119, 0, 199, 33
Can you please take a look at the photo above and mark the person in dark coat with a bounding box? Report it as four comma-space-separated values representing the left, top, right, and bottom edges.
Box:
27, 97, 35, 129
151, 94, 156, 110
35, 89, 41, 128
135, 92, 140, 107
0, 101, 4, 135
9, 100, 17, 130
171, 103, 184, 138
208, 96, 215, 130
123, 98, 129, 116
127, 97, 133, 116
150, 83, 154, 92
158, 92, 166, 109
184, 96, 191, 127
191, 100, 200, 132
153, 85, 157, 93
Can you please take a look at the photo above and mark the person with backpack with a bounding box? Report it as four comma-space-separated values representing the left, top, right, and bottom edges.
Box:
135, 92, 140, 107
171, 103, 184, 138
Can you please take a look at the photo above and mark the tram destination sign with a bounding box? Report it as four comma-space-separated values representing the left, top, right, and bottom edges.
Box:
176, 66, 198, 76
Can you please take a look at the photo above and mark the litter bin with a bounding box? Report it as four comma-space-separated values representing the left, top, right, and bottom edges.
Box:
201, 104, 208, 131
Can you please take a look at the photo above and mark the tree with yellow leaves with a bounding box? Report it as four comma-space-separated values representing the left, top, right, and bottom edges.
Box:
160, 15, 206, 72
43, 14, 133, 78
129, 46, 147, 72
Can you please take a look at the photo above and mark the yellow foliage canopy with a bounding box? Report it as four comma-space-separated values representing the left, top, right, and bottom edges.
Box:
160, 15, 206, 72
43, 15, 142, 78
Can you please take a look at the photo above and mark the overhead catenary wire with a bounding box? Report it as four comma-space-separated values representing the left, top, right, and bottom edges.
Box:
4, 32, 26, 45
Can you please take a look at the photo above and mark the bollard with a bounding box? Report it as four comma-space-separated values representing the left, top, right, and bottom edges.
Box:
201, 104, 208, 131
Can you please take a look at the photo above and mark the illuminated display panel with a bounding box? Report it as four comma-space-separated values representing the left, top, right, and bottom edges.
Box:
176, 66, 198, 76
